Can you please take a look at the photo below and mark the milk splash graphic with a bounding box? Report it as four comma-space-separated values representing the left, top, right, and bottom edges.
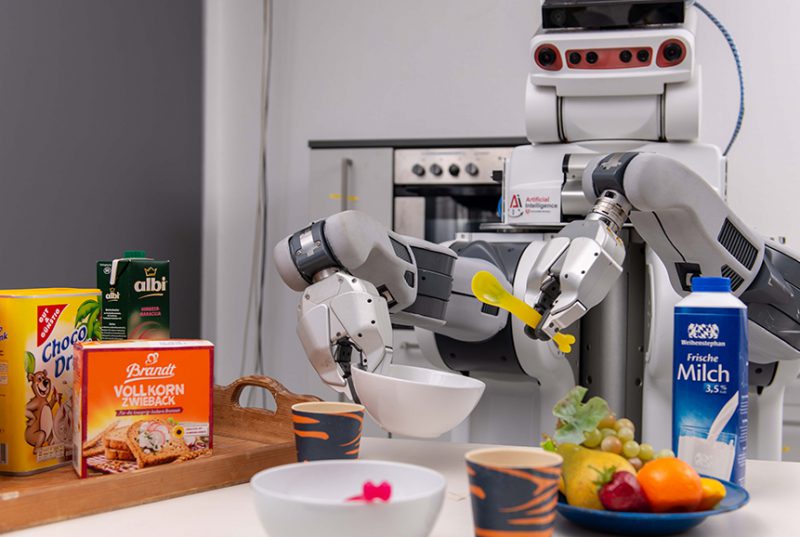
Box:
677, 392, 739, 480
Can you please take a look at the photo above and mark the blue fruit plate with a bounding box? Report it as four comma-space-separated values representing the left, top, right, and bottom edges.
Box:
556, 477, 749, 536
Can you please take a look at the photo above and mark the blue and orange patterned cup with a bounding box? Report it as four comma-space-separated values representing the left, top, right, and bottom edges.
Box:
465, 447, 563, 537
291, 402, 365, 462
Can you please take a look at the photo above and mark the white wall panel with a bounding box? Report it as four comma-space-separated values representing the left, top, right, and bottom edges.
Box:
204, 1, 800, 408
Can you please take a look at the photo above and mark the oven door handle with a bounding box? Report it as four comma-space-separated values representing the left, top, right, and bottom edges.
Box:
340, 158, 353, 211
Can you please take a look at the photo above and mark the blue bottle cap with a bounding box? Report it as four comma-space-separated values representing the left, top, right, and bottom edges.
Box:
691, 276, 731, 292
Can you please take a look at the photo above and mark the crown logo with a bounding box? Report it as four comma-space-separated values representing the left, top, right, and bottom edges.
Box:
144, 267, 157, 277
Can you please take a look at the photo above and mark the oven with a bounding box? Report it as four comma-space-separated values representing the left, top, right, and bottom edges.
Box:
392, 147, 513, 244
307, 139, 524, 245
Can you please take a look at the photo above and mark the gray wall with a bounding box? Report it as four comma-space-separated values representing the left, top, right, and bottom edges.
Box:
0, 1, 202, 337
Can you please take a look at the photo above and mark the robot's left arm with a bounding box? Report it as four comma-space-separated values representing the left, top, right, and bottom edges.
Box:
591, 152, 767, 295
530, 152, 800, 361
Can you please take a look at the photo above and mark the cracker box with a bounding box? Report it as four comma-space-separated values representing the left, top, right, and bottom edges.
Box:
73, 340, 213, 478
0, 288, 101, 476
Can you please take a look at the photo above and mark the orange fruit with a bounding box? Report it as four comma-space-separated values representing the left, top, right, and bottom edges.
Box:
637, 457, 703, 512
697, 477, 726, 510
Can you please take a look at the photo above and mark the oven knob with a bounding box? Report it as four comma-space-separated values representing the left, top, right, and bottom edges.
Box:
449, 164, 460, 177
465, 163, 479, 176
430, 164, 443, 176
412, 164, 425, 177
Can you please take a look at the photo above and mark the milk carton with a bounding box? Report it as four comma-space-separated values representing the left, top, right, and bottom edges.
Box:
673, 276, 748, 485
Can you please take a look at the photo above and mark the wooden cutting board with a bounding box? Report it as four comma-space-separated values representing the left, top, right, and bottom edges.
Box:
0, 375, 319, 533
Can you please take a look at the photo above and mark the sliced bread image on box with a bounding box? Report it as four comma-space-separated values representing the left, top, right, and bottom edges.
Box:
101, 427, 135, 461
102, 427, 130, 451
105, 448, 136, 461
127, 419, 189, 467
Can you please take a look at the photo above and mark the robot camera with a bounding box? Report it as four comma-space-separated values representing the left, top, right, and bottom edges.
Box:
542, 0, 685, 30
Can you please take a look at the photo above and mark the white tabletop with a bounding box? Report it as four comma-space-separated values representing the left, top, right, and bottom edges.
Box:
7, 437, 800, 537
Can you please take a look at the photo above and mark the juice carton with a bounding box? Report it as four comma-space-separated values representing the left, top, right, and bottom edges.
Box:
97, 251, 170, 340
73, 340, 213, 478
0, 288, 101, 475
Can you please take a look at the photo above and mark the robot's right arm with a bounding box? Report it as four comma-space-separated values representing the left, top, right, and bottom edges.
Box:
274, 211, 465, 393
274, 210, 463, 325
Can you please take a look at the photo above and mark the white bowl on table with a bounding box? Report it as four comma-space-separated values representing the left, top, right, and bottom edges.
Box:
251, 459, 446, 537
351, 364, 485, 438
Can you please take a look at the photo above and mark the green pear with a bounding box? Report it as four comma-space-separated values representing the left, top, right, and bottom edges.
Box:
557, 443, 636, 510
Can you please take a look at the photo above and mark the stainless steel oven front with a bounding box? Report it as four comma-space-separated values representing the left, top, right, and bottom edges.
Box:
392, 147, 514, 244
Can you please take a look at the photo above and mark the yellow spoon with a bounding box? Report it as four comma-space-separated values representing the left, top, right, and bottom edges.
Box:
470, 270, 576, 354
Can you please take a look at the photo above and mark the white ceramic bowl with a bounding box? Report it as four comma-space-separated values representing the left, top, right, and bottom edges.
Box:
351, 364, 485, 438
251, 460, 446, 537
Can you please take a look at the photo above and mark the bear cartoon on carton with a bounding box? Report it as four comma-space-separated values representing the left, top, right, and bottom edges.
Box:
25, 369, 60, 452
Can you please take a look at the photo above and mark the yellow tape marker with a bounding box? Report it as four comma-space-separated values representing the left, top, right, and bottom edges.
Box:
328, 194, 360, 202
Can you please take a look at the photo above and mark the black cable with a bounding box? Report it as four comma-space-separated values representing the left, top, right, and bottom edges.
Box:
334, 341, 361, 404
255, 0, 274, 406
241, 0, 274, 407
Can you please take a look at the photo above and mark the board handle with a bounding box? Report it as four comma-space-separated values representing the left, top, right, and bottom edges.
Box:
213, 375, 320, 444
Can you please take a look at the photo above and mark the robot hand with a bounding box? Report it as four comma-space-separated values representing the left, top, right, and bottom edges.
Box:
527, 190, 631, 339
296, 268, 393, 398
274, 210, 457, 400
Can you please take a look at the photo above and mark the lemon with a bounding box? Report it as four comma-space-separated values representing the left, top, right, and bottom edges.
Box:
697, 477, 726, 510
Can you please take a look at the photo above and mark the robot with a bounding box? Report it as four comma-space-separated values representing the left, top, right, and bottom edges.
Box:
274, 1, 800, 460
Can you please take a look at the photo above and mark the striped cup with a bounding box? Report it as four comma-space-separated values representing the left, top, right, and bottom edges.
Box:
291, 402, 365, 462
466, 447, 563, 537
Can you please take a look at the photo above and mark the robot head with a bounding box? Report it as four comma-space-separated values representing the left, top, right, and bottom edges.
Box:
527, 1, 697, 144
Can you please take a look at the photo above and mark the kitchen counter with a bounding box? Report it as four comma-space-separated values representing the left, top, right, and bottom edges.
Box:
7, 437, 799, 537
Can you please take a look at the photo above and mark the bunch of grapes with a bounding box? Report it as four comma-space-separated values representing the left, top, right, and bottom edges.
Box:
578, 413, 674, 471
